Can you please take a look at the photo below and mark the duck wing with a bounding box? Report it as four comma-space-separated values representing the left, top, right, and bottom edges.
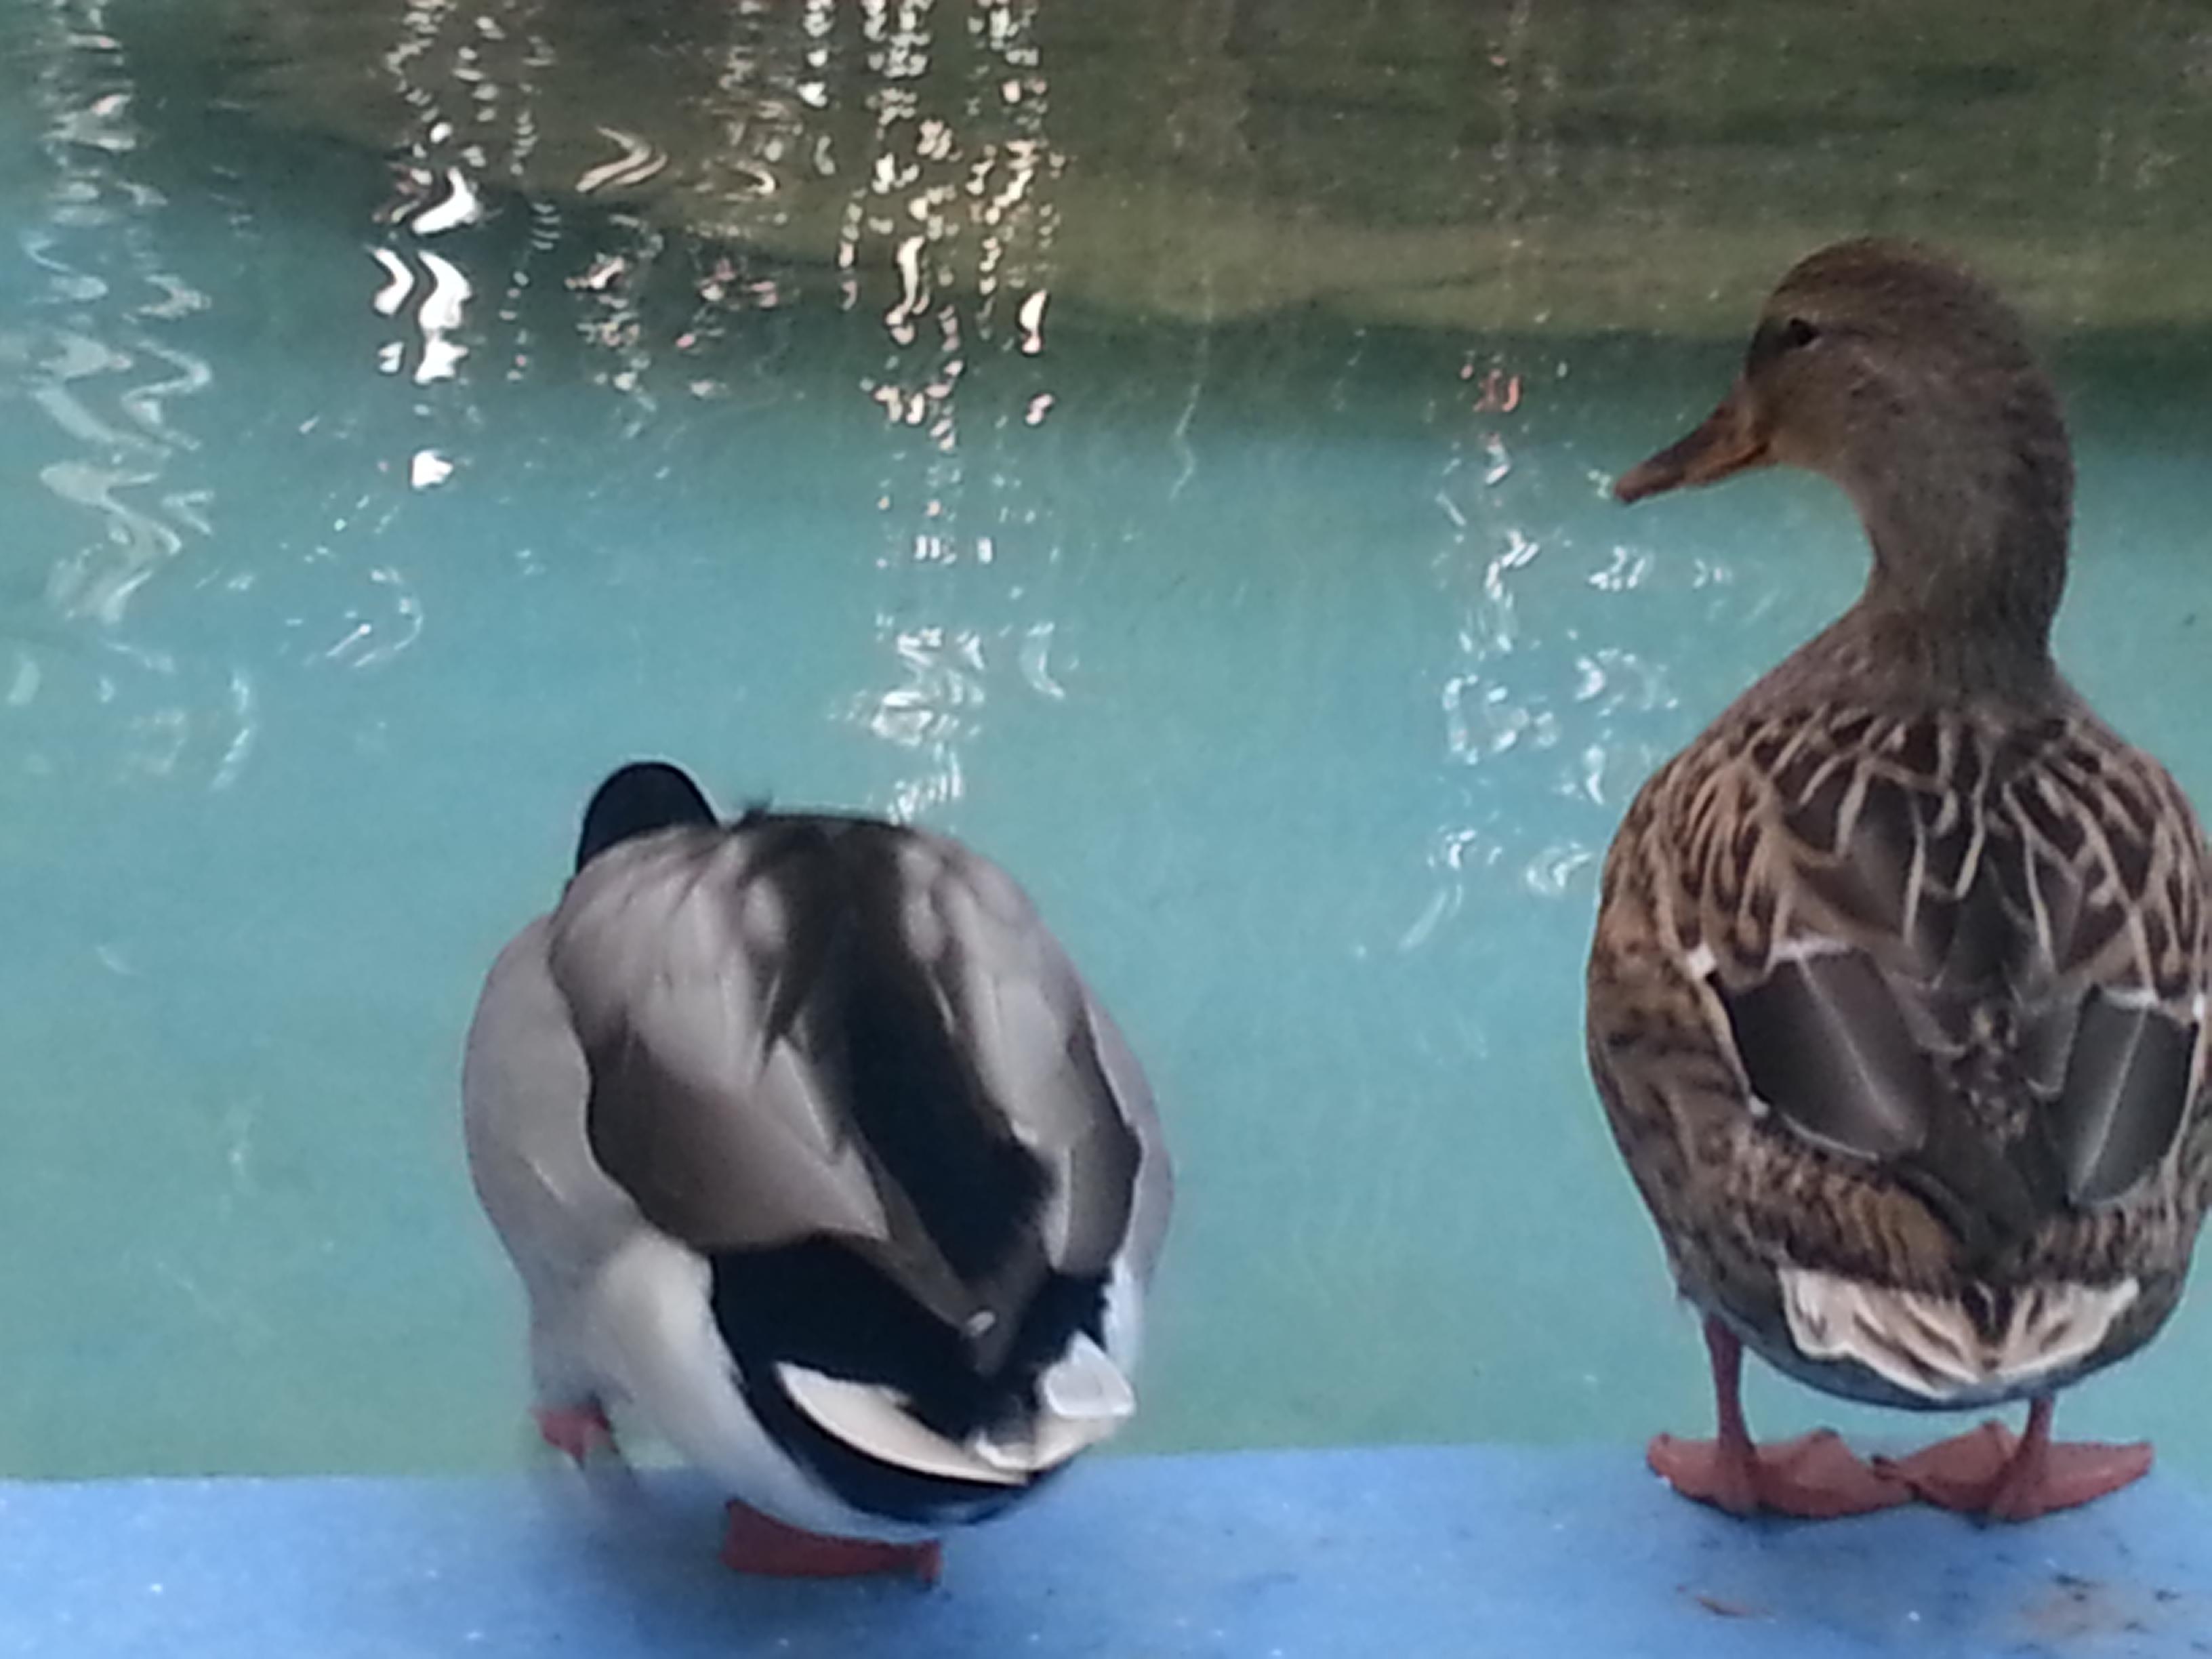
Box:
544, 813, 1153, 1366
1659, 703, 2205, 1261
462, 916, 640, 1313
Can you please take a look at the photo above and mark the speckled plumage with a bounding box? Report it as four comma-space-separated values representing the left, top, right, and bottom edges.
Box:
1588, 240, 2212, 1516
1592, 683, 2212, 1402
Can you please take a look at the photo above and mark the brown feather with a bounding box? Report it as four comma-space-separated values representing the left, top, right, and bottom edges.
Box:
1590, 239, 2211, 1409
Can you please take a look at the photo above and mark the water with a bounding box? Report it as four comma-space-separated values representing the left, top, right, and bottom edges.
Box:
3, 0, 2211, 1485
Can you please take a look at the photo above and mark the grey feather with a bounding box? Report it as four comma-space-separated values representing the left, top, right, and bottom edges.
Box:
470, 805, 1168, 1382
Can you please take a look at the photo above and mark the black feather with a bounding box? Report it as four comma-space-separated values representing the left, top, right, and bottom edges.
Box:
1722, 952, 2055, 1261
741, 819, 1052, 1279
575, 760, 716, 872
2055, 995, 2194, 1205
712, 1240, 1105, 1439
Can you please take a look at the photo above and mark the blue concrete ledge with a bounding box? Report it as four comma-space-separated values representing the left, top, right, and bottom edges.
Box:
4, 1446, 2210, 1658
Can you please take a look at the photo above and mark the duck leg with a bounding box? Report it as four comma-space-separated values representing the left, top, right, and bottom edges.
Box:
1649, 1318, 1910, 1519
720, 1502, 943, 1584
533, 1399, 616, 1463
1876, 1397, 2151, 1521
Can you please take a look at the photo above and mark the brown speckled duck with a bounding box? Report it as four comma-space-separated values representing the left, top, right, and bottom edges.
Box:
1588, 239, 2211, 1521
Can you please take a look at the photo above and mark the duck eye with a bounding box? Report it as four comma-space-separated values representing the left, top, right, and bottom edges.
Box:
1781, 316, 1820, 350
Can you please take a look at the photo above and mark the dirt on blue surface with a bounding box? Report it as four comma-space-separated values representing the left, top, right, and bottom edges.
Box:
5, 1444, 2211, 1659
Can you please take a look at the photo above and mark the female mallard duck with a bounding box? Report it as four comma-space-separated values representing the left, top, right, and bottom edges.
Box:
1589, 239, 2210, 1521
463, 761, 1172, 1578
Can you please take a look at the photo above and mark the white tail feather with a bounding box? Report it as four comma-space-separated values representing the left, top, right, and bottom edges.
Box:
775, 1366, 1027, 1486
1040, 1334, 1136, 1421
1780, 1265, 2138, 1403
777, 1339, 1135, 1486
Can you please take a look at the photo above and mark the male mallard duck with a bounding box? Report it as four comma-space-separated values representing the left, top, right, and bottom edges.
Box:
464, 761, 1172, 1578
1588, 239, 2211, 1521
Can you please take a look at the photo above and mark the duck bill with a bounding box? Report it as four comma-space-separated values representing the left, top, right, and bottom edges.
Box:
1614, 387, 1770, 503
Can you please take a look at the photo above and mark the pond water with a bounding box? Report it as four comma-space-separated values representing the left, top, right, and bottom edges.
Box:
2, 0, 2209, 1483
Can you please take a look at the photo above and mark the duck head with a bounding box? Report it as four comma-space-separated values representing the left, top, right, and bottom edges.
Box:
575, 760, 718, 872
1616, 239, 2072, 653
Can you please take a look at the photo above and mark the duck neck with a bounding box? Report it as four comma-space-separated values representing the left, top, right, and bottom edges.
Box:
1834, 409, 2072, 701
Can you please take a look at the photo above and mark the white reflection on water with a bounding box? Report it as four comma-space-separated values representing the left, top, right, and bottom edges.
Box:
1416, 351, 1662, 933
861, 621, 987, 819
1586, 544, 1649, 592
410, 251, 472, 384
1017, 619, 1066, 700
26, 24, 210, 629
574, 127, 665, 197
373, 0, 491, 427
16, 2, 237, 786
836, 0, 1061, 455
830, 0, 1069, 816
40, 458, 179, 623
210, 668, 258, 791
321, 565, 426, 671
236, 0, 1081, 821
406, 165, 483, 235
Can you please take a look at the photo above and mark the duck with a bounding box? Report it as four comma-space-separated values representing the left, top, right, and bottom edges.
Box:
1587, 238, 2211, 1521
462, 760, 1172, 1578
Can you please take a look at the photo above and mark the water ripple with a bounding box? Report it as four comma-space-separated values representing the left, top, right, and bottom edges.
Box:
18, 5, 217, 709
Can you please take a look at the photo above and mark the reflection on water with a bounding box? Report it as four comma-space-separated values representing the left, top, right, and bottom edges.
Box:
216, 0, 2212, 333
2, 0, 2211, 1483
13, 0, 245, 800
332, 0, 1082, 817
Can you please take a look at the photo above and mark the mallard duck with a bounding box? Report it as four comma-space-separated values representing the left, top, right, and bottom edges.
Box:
463, 761, 1172, 1578
1588, 239, 2211, 1521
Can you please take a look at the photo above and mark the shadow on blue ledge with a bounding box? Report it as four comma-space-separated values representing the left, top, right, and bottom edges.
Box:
4, 1445, 2209, 1658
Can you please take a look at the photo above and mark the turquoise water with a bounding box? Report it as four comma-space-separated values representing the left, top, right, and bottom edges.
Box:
4, 2, 2211, 1486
